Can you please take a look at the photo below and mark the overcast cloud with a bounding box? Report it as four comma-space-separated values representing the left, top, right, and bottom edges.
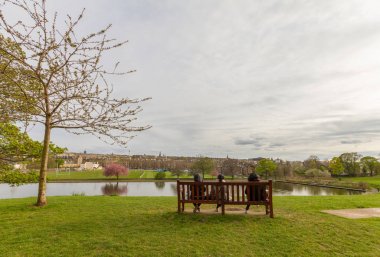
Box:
5, 0, 380, 160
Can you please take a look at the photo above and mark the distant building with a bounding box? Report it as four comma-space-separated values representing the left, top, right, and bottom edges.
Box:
248, 157, 265, 164
79, 162, 100, 170
13, 163, 27, 170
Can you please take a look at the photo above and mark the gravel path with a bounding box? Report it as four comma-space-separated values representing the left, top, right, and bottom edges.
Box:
322, 208, 380, 219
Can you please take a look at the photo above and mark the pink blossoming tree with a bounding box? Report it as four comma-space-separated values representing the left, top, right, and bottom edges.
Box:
104, 163, 128, 180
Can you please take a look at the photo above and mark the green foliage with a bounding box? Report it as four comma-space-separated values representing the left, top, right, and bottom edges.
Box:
304, 168, 331, 178
191, 157, 215, 179
0, 122, 66, 187
304, 155, 321, 169
256, 159, 277, 179
339, 152, 361, 176
0, 122, 42, 168
55, 159, 65, 168
0, 170, 39, 186
0, 35, 40, 122
0, 122, 66, 167
49, 144, 67, 155
329, 157, 345, 175
360, 156, 379, 176
154, 171, 166, 180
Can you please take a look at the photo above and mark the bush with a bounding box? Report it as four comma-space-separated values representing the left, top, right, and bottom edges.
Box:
154, 172, 166, 180
357, 182, 369, 190
305, 169, 331, 178
294, 167, 306, 175
0, 170, 39, 186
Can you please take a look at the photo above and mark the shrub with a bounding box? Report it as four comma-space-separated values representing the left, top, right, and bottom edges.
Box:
154, 172, 166, 180
305, 169, 331, 178
357, 182, 369, 190
0, 170, 39, 186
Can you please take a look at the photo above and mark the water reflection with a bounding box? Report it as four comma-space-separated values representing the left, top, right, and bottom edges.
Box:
170, 184, 177, 195
154, 181, 165, 190
101, 183, 128, 196
274, 182, 361, 196
0, 181, 362, 199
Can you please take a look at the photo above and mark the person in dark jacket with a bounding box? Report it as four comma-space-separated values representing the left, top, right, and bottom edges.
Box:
190, 173, 205, 213
245, 173, 266, 214
215, 174, 226, 212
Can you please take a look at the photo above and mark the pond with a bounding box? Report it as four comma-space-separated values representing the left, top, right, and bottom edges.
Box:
0, 181, 362, 199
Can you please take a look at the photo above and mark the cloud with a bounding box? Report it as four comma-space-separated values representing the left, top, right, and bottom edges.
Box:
341, 140, 362, 144
269, 143, 286, 148
234, 136, 268, 147
6, 0, 380, 160
235, 139, 256, 145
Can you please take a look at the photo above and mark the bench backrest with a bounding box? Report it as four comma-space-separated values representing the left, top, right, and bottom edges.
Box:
177, 180, 272, 205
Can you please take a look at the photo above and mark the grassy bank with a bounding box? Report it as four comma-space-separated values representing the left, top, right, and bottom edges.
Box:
47, 169, 182, 181
0, 195, 379, 257
46, 169, 228, 181
281, 176, 380, 191
341, 175, 380, 190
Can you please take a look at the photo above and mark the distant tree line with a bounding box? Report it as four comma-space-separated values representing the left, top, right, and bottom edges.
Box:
72, 151, 380, 179
186, 153, 380, 179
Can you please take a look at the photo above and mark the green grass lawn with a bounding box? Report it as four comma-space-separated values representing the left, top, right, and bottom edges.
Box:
47, 169, 147, 181
281, 176, 380, 191
0, 194, 379, 257
341, 176, 380, 189
46, 170, 224, 181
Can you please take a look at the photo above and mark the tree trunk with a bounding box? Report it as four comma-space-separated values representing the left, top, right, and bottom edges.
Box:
36, 118, 51, 206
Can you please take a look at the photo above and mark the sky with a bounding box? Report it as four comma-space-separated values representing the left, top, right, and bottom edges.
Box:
3, 0, 380, 160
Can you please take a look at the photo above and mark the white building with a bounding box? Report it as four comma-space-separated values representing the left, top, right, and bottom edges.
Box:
79, 162, 100, 170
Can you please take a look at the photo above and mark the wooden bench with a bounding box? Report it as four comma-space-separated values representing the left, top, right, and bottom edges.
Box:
177, 180, 274, 218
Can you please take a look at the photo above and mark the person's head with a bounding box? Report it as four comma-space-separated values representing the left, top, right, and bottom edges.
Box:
193, 173, 201, 182
217, 174, 225, 182
248, 173, 260, 181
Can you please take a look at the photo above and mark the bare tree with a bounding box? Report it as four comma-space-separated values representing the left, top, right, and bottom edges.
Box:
222, 158, 239, 179
0, 0, 150, 206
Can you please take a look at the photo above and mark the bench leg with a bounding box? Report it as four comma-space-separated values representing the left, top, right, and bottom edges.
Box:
181, 202, 185, 212
270, 203, 274, 218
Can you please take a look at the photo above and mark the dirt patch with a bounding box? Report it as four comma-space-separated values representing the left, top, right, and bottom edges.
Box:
322, 208, 380, 219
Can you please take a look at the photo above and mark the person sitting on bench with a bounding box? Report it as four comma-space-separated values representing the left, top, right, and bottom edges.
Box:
245, 173, 266, 214
215, 174, 226, 212
190, 173, 205, 213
